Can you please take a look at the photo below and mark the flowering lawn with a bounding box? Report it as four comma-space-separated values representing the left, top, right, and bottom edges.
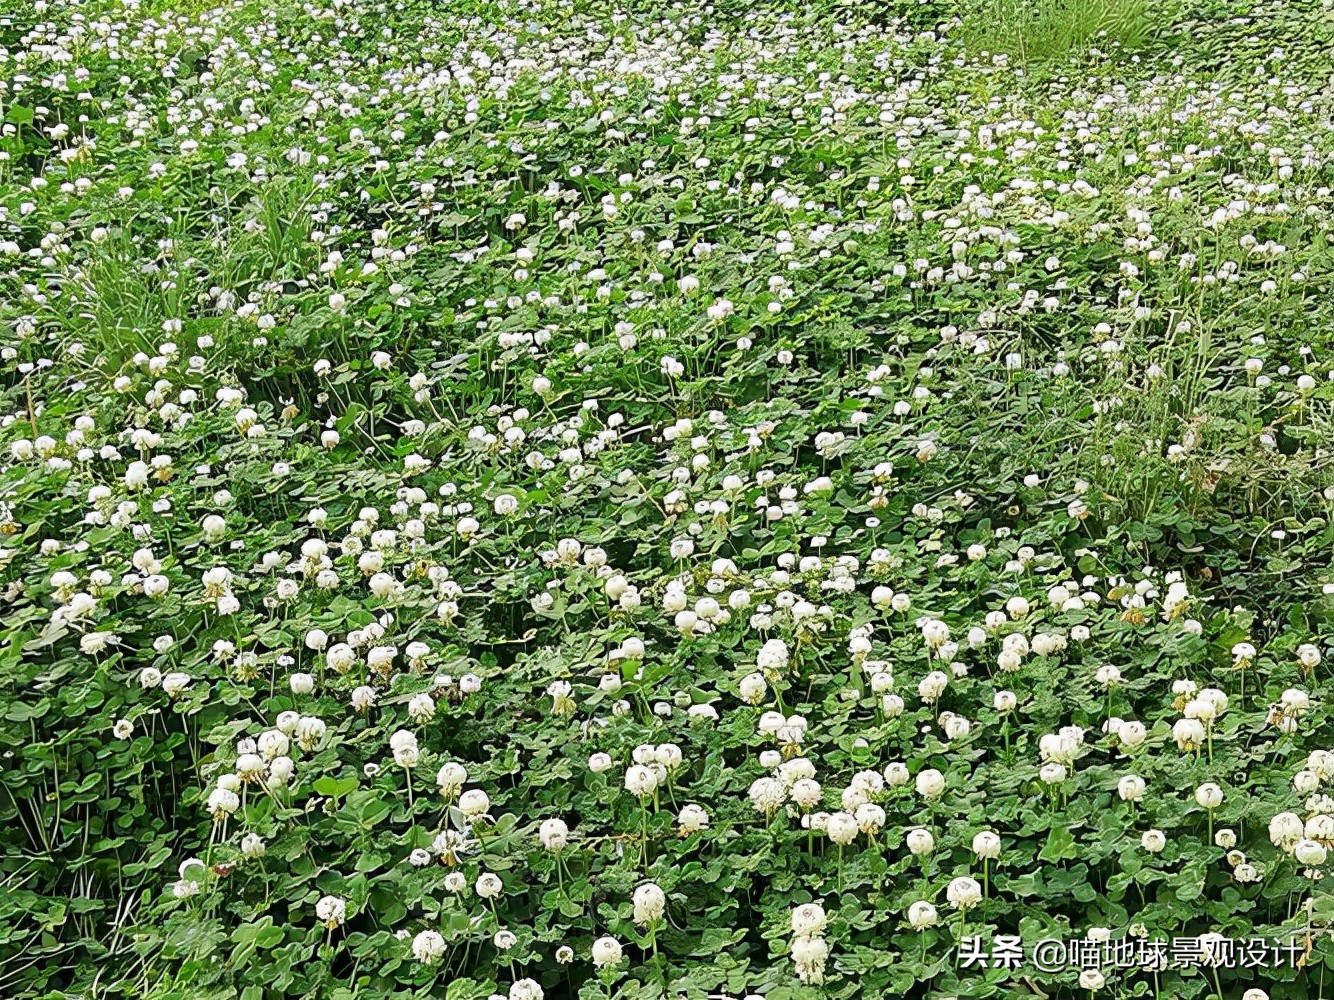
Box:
4, 0, 1334, 998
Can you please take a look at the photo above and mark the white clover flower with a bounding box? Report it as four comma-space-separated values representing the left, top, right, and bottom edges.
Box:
677, 804, 710, 834
1281, 689, 1310, 715
539, 818, 569, 852
1297, 771, 1322, 795
1118, 775, 1146, 801
171, 879, 200, 899
790, 779, 822, 810
351, 685, 377, 712
240, 833, 266, 858
475, 872, 503, 899
1040, 763, 1067, 785
915, 768, 945, 798
854, 802, 886, 835
749, 777, 785, 815
412, 929, 446, 964
1173, 718, 1206, 751
791, 933, 829, 984
236, 753, 266, 782
656, 744, 682, 771
906, 828, 934, 856
268, 757, 295, 787
739, 672, 768, 705
437, 762, 468, 797
757, 638, 789, 672
790, 902, 827, 938
825, 812, 858, 846
591, 935, 622, 968
1295, 839, 1327, 866
633, 882, 666, 926
625, 765, 658, 799
407, 692, 436, 723
161, 672, 191, 697
918, 670, 949, 702
972, 831, 1001, 860
1270, 812, 1304, 850
459, 788, 490, 818
908, 901, 938, 929
946, 877, 982, 910
942, 714, 971, 740
509, 979, 543, 1000
1309, 750, 1334, 781
315, 895, 346, 928
1118, 720, 1147, 748
883, 763, 910, 787
80, 632, 117, 655
1307, 814, 1334, 842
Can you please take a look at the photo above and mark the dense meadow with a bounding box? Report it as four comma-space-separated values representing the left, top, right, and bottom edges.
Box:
5, 0, 1334, 997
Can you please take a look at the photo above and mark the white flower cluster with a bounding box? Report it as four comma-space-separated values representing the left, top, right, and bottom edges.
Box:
789, 902, 830, 985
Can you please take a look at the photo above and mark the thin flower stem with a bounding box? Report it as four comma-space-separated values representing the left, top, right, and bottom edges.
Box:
641, 807, 649, 869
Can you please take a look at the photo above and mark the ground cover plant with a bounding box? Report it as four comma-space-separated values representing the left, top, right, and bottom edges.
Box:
5, 0, 1334, 997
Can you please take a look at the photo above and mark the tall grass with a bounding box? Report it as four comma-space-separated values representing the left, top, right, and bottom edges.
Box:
958, 0, 1161, 63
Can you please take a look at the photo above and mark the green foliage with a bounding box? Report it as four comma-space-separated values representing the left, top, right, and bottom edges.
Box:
3, 0, 1334, 999
956, 0, 1163, 63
